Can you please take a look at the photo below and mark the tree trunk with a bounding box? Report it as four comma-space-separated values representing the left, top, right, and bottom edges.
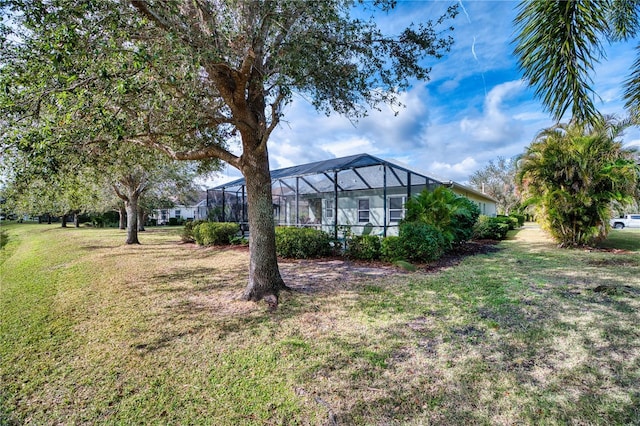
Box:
119, 205, 126, 230
47, 214, 52, 224
61, 214, 67, 227
240, 148, 287, 306
113, 173, 146, 245
74, 212, 80, 228
137, 207, 145, 232
125, 195, 140, 244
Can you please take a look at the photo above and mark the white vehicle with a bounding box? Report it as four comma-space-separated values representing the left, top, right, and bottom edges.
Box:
610, 214, 640, 229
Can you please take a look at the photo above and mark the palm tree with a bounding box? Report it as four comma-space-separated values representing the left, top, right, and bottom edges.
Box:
404, 186, 480, 248
513, 0, 640, 123
516, 118, 639, 246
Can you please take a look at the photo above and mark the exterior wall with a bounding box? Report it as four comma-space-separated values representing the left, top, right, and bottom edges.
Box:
450, 187, 497, 217
302, 186, 496, 237
462, 193, 497, 217
314, 187, 410, 237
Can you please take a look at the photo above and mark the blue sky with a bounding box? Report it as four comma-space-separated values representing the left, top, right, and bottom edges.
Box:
210, 0, 640, 187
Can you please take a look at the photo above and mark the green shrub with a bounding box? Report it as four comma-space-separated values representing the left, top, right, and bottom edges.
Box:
346, 235, 381, 260
399, 221, 445, 262
405, 187, 480, 250
509, 213, 525, 227
193, 222, 240, 246
230, 236, 249, 246
192, 222, 203, 243
495, 215, 518, 230
381, 236, 407, 262
473, 216, 510, 240
182, 219, 207, 243
168, 217, 179, 226
275, 227, 332, 258
450, 197, 481, 246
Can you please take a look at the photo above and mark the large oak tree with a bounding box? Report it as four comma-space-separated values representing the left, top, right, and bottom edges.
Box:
1, 0, 458, 305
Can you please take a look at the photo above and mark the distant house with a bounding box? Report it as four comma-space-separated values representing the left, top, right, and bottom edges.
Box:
153, 196, 208, 225
207, 153, 497, 237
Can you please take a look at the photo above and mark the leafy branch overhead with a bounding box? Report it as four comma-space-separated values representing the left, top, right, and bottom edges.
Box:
1, 0, 458, 164
514, 0, 640, 123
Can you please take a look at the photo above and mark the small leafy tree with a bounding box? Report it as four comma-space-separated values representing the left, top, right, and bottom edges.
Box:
468, 157, 521, 215
516, 118, 640, 247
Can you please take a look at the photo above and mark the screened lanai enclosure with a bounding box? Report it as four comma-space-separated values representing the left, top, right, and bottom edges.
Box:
207, 153, 441, 238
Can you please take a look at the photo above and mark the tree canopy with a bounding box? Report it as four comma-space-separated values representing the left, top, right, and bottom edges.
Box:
468, 157, 520, 215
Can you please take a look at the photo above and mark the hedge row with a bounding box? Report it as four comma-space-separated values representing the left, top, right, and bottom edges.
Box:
274, 227, 334, 258
182, 208, 519, 261
182, 220, 240, 246
343, 222, 444, 262
472, 215, 510, 240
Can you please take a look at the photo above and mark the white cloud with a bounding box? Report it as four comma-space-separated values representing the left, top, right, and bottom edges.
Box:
513, 111, 548, 121
320, 137, 381, 158
429, 157, 479, 183
457, 80, 527, 145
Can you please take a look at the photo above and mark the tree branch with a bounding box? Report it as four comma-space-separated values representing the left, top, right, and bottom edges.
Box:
112, 184, 128, 202
129, 135, 241, 170
261, 90, 286, 150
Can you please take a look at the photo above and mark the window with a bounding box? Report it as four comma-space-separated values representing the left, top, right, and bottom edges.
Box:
358, 199, 370, 223
175, 209, 181, 219
324, 199, 334, 219
388, 196, 405, 223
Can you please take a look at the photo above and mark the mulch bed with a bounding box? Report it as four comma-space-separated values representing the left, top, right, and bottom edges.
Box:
277, 240, 502, 292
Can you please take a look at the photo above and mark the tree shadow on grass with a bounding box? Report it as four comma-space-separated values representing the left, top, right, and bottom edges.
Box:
153, 266, 231, 292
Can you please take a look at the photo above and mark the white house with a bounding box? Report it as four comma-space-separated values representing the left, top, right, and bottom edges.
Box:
154, 199, 208, 225
207, 153, 497, 237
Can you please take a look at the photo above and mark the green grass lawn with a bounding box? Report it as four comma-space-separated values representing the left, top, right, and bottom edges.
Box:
1, 223, 639, 424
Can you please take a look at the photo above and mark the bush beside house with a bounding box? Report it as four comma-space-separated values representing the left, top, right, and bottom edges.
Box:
473, 215, 510, 240
345, 235, 382, 260
182, 221, 240, 246
275, 227, 333, 258
398, 221, 445, 262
